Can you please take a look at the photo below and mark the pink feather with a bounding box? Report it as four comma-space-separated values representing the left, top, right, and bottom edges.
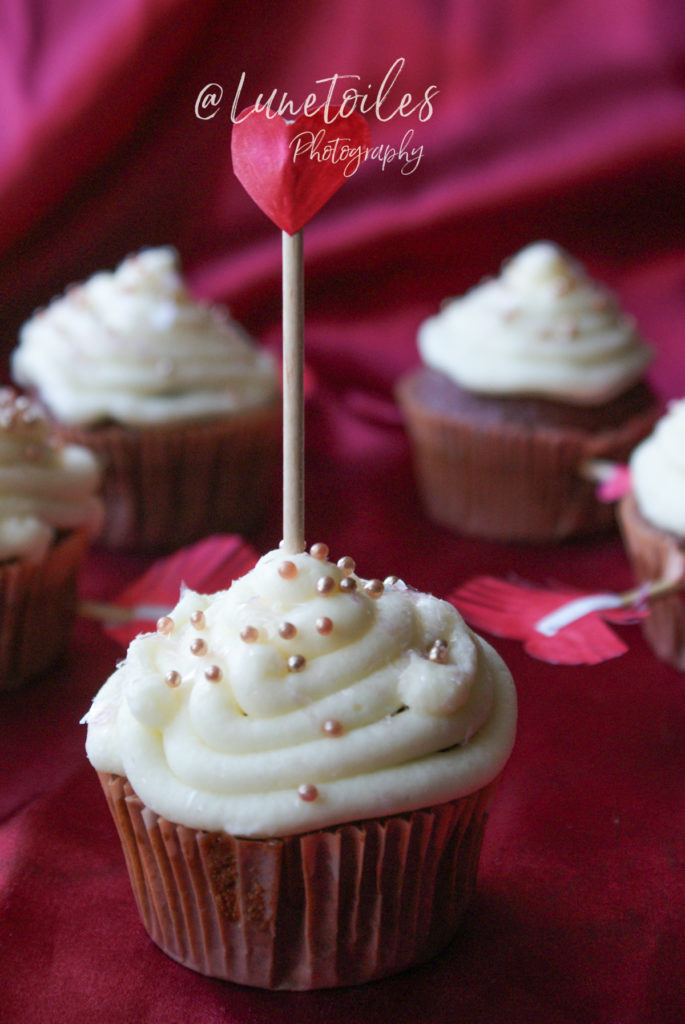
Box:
449, 575, 645, 666
100, 534, 260, 646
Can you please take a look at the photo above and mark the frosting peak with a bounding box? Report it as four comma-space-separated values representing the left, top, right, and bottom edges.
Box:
85, 545, 516, 838
418, 241, 652, 405
500, 240, 577, 286
12, 247, 279, 427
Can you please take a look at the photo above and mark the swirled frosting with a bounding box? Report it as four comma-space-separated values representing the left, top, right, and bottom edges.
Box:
418, 241, 651, 405
0, 388, 102, 562
630, 398, 685, 536
85, 545, 516, 838
12, 247, 279, 427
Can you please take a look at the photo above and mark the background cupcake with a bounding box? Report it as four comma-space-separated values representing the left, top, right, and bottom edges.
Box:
11, 247, 281, 551
84, 543, 517, 989
0, 388, 102, 688
396, 241, 660, 542
618, 398, 685, 670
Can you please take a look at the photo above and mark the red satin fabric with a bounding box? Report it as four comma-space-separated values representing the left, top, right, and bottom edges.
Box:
1, 2, 685, 1022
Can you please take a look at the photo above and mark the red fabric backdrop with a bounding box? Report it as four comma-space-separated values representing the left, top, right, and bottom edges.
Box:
1, 2, 685, 1022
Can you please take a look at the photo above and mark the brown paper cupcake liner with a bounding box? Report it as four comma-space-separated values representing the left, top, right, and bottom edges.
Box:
396, 371, 659, 543
98, 771, 499, 989
618, 493, 685, 670
56, 401, 282, 551
0, 527, 90, 689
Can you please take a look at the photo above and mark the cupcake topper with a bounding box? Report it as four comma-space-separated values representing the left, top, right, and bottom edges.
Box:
231, 106, 371, 553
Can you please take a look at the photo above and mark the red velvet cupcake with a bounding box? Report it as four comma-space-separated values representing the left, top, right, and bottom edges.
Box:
618, 398, 685, 670
397, 242, 659, 542
12, 247, 281, 551
85, 543, 516, 988
0, 388, 102, 689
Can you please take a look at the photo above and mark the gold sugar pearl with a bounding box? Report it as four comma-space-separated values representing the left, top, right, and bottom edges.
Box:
278, 621, 297, 639
323, 718, 343, 737
340, 577, 357, 593
298, 783, 318, 802
164, 670, 181, 688
310, 542, 329, 560
428, 639, 449, 664
364, 579, 384, 599
278, 560, 298, 579
190, 610, 206, 630
204, 665, 222, 683
157, 616, 174, 635
240, 625, 259, 643
337, 556, 356, 576
316, 575, 336, 595
315, 616, 333, 635
288, 654, 306, 673
190, 638, 208, 657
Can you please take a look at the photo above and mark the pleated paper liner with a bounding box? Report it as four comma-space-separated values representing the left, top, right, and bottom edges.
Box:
618, 493, 685, 670
395, 369, 659, 542
56, 398, 282, 551
0, 526, 90, 690
98, 772, 499, 990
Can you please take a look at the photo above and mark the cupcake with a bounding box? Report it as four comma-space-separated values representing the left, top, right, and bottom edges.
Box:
11, 247, 281, 551
84, 542, 517, 989
0, 388, 102, 689
618, 398, 685, 670
396, 241, 659, 542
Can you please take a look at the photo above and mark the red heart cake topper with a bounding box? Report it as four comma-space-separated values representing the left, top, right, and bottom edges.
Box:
231, 106, 371, 234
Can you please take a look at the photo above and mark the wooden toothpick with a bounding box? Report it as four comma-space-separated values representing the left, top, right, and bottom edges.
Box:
281, 229, 305, 554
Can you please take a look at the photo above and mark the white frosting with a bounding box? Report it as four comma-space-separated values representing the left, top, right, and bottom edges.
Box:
418, 241, 651, 405
0, 389, 102, 562
12, 247, 279, 427
630, 398, 685, 536
85, 546, 517, 838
